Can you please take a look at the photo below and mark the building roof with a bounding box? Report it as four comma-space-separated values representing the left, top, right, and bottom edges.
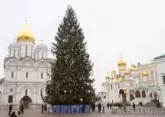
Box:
35, 43, 48, 50
154, 54, 165, 60
0, 78, 4, 84
8, 42, 20, 48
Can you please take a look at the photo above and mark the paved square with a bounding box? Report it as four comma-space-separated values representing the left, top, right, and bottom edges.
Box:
1, 108, 165, 117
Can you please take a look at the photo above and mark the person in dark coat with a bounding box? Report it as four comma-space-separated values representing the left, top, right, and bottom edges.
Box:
92, 103, 95, 111
133, 103, 135, 112
107, 103, 109, 109
10, 111, 17, 117
41, 104, 44, 114
9, 104, 13, 116
44, 104, 47, 112
98, 103, 101, 113
18, 110, 20, 115
20, 105, 24, 113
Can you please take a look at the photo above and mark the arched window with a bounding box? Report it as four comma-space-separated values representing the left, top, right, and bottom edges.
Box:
150, 93, 152, 98
41, 73, 43, 79
135, 91, 140, 98
142, 91, 146, 98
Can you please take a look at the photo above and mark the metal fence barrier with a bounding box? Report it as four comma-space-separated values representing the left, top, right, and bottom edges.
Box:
113, 108, 165, 115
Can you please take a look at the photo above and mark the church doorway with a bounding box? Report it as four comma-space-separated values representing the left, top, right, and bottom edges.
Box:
119, 89, 127, 103
20, 96, 32, 109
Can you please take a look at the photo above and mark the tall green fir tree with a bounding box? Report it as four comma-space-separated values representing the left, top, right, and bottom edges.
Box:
45, 6, 95, 105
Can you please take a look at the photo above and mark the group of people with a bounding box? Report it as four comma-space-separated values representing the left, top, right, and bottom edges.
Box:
106, 102, 113, 109
91, 103, 96, 112
96, 102, 137, 113
8, 104, 25, 117
97, 102, 106, 113
41, 104, 51, 114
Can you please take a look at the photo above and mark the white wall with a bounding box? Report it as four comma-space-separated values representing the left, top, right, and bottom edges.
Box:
3, 57, 51, 105
19, 41, 34, 58
155, 60, 165, 106
34, 49, 48, 61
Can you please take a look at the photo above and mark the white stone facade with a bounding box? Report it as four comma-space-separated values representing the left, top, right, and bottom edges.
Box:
0, 22, 52, 109
100, 58, 161, 106
153, 55, 165, 107
0, 42, 52, 108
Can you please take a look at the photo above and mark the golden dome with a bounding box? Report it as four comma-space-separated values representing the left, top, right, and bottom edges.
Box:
105, 76, 110, 80
129, 65, 136, 71
17, 21, 35, 43
142, 71, 148, 76
111, 68, 116, 73
117, 77, 123, 82
118, 59, 126, 67
124, 70, 129, 75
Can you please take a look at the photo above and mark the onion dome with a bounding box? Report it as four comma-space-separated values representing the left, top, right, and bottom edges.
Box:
118, 59, 126, 67
17, 21, 35, 43
35, 43, 48, 50
118, 54, 127, 70
124, 70, 129, 75
105, 76, 110, 80
142, 71, 148, 77
111, 68, 116, 73
129, 65, 136, 71
8, 42, 20, 48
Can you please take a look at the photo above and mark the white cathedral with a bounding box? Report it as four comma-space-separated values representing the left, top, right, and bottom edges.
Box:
0, 21, 52, 109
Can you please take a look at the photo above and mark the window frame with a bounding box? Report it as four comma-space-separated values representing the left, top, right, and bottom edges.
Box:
11, 72, 14, 78
26, 72, 28, 78
41, 73, 43, 79
8, 95, 13, 103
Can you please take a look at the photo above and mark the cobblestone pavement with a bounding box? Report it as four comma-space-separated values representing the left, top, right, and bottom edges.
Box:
1, 108, 165, 117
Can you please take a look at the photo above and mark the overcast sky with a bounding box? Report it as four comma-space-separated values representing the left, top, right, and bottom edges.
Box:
0, 0, 165, 92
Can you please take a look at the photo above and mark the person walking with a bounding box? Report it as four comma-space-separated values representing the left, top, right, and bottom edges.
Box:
10, 111, 17, 117
133, 103, 135, 112
44, 104, 47, 112
107, 103, 109, 109
9, 104, 13, 116
18, 110, 20, 115
20, 105, 24, 114
140, 102, 143, 107
93, 103, 95, 111
98, 103, 101, 113
41, 104, 44, 114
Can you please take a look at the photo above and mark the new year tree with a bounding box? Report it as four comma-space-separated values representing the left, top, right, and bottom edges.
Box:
45, 6, 95, 105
